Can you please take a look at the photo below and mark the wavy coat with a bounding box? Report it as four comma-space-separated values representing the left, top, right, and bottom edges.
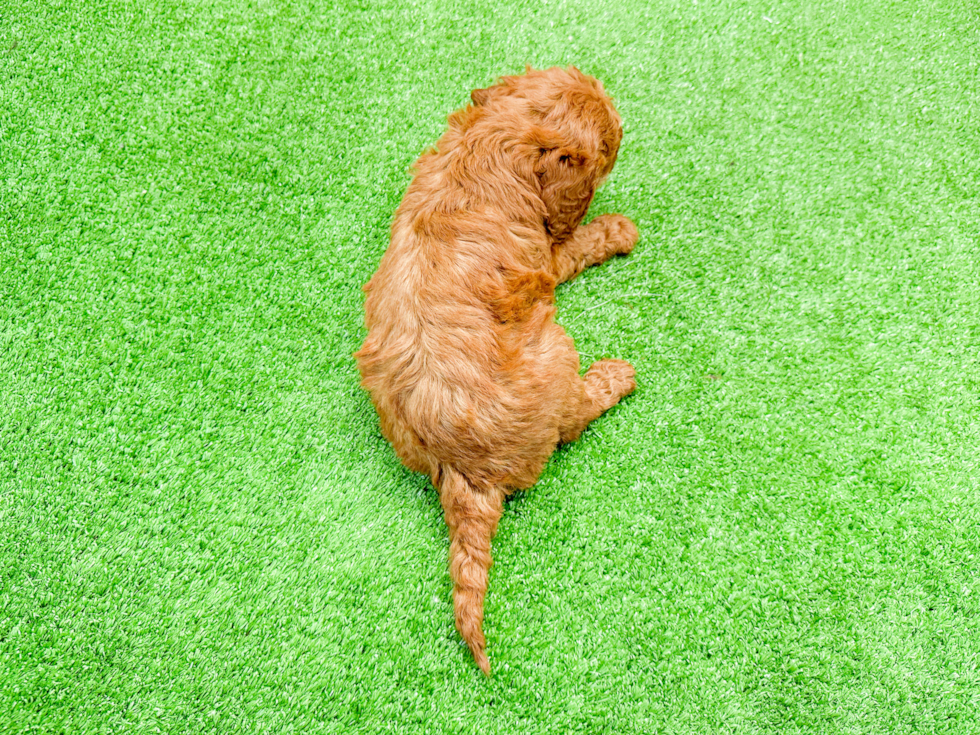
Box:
355, 66, 638, 674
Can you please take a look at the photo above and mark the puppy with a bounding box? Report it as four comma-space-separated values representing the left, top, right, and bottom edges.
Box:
355, 66, 638, 674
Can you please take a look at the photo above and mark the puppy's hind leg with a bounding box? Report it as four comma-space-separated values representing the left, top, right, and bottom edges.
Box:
560, 359, 636, 443
551, 214, 638, 284
437, 466, 504, 676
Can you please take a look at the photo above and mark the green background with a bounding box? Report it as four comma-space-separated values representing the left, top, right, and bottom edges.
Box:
2, 0, 978, 732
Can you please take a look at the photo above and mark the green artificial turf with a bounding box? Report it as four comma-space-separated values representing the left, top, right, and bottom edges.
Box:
2, 0, 979, 732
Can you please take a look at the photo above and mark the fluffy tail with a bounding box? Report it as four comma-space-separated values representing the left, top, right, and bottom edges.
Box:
438, 466, 504, 676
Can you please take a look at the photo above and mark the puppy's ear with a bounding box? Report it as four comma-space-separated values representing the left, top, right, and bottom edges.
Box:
534, 146, 592, 177
523, 125, 592, 172
525, 126, 600, 243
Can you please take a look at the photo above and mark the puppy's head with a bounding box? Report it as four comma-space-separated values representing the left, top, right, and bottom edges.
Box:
471, 66, 623, 240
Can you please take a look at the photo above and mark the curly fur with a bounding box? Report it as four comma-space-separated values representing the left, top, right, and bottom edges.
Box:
355, 66, 638, 674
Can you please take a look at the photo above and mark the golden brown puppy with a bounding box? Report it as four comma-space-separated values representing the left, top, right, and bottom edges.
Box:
355, 66, 638, 674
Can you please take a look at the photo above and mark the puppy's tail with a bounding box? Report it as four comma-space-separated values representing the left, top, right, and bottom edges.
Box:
438, 466, 504, 676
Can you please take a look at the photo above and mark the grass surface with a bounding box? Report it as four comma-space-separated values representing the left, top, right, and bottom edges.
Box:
3, 0, 980, 732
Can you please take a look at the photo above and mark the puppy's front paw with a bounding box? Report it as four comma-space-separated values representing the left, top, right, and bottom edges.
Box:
595, 214, 639, 256
584, 359, 637, 411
